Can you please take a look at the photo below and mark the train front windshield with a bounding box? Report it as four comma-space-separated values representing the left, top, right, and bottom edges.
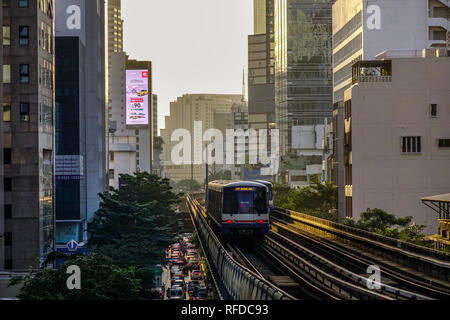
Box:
223, 187, 267, 214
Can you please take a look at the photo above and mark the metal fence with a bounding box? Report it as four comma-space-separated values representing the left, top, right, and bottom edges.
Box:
187, 196, 292, 300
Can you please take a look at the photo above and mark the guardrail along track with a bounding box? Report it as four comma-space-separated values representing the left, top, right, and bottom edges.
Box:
186, 196, 294, 300
272, 208, 450, 299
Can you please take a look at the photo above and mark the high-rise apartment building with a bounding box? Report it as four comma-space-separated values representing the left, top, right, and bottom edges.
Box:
342, 50, 450, 234
1, 0, 55, 271
274, 0, 334, 164
248, 0, 275, 132
152, 93, 158, 171
161, 94, 243, 183
254, 0, 267, 34
108, 0, 123, 53
108, 57, 153, 189
333, 0, 450, 103
54, 0, 107, 248
106, 0, 154, 188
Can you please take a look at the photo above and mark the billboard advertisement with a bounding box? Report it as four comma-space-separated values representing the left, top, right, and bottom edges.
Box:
126, 69, 149, 126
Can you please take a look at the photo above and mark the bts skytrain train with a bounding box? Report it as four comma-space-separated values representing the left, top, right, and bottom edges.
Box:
253, 180, 274, 213
207, 180, 270, 236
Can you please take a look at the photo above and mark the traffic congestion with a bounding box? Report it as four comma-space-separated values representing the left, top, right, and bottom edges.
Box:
162, 233, 210, 300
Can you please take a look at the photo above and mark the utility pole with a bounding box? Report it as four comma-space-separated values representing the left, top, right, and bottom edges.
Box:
205, 144, 209, 211
191, 161, 194, 199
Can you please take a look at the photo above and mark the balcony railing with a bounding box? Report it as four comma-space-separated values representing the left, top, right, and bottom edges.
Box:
355, 75, 392, 83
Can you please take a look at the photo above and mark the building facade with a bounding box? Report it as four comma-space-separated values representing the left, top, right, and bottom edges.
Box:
343, 51, 450, 234
108, 57, 153, 188
274, 0, 334, 181
54, 0, 107, 247
248, 0, 276, 134
333, 0, 450, 103
1, 0, 55, 271
161, 94, 243, 183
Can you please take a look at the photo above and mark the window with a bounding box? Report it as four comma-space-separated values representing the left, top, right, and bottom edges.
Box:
430, 104, 438, 117
2, 0, 10, 8
4, 232, 12, 246
3, 26, 10, 45
3, 65, 11, 83
20, 64, 29, 83
3, 103, 11, 122
4, 205, 12, 219
110, 152, 114, 161
4, 259, 12, 270
18, 0, 28, 7
19, 26, 29, 45
4, 148, 11, 164
437, 139, 450, 148
109, 169, 114, 179
401, 136, 422, 154
4, 177, 12, 191
20, 103, 30, 122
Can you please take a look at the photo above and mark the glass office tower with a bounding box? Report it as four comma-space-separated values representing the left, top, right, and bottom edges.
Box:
274, 0, 333, 157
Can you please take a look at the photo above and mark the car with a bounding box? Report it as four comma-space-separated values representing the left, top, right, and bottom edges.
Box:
185, 243, 196, 249
168, 287, 185, 300
185, 254, 197, 261
187, 280, 202, 295
170, 266, 184, 276
191, 271, 203, 280
191, 263, 201, 271
193, 286, 208, 300
171, 276, 185, 286
171, 279, 186, 291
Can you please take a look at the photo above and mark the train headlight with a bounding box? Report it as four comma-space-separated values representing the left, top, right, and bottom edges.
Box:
227, 219, 232, 224
259, 219, 263, 224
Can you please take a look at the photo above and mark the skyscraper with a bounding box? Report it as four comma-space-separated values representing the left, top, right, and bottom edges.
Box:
248, 0, 276, 155
108, 0, 123, 53
160, 94, 243, 183
1, 0, 55, 270
54, 0, 107, 248
274, 0, 334, 179
254, 0, 267, 34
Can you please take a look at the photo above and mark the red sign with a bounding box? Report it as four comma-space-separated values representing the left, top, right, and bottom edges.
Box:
142, 71, 148, 78
131, 98, 144, 103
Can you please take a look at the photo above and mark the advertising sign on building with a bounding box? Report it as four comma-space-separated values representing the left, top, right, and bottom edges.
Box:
55, 155, 84, 180
126, 69, 149, 126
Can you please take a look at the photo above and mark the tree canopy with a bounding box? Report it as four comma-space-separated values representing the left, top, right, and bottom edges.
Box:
9, 253, 156, 300
274, 176, 338, 221
88, 172, 180, 267
344, 208, 429, 245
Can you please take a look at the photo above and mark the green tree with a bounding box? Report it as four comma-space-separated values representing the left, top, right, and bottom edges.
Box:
286, 175, 338, 221
349, 208, 412, 233
88, 172, 180, 267
177, 179, 202, 192
272, 183, 292, 207
207, 170, 232, 182
9, 253, 156, 300
344, 208, 429, 245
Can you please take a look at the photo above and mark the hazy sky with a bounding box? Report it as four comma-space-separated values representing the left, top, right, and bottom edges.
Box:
122, 0, 253, 133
